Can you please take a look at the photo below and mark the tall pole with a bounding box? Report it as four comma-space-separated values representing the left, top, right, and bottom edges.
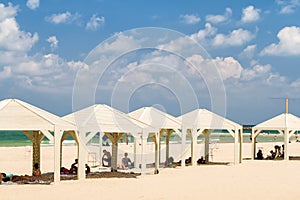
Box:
286, 98, 289, 114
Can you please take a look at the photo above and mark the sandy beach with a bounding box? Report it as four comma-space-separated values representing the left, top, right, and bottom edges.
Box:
1, 141, 300, 200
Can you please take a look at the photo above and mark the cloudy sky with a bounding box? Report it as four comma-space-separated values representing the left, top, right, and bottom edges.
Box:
0, 0, 300, 125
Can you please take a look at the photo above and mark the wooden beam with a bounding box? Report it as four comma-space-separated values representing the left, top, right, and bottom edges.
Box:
61, 131, 71, 142
105, 132, 115, 143
23, 130, 33, 140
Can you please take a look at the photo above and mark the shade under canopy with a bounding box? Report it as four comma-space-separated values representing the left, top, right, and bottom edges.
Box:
177, 108, 243, 165
0, 98, 77, 183
252, 113, 300, 160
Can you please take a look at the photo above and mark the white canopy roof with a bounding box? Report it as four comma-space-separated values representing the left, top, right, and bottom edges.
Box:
177, 109, 242, 130
0, 98, 76, 131
63, 104, 157, 135
253, 113, 300, 131
129, 107, 181, 130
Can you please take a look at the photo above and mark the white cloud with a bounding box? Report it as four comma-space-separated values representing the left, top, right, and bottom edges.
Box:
26, 0, 39, 10
0, 3, 17, 20
212, 28, 254, 47
260, 26, 300, 56
100, 33, 141, 54
190, 23, 217, 41
45, 11, 80, 24
205, 8, 232, 24
213, 56, 243, 80
86, 14, 105, 31
277, 0, 300, 14
239, 44, 257, 58
291, 78, 300, 87
46, 36, 58, 50
179, 14, 200, 25
0, 66, 11, 79
0, 4, 85, 93
241, 5, 261, 23
186, 55, 243, 80
241, 64, 271, 81
0, 4, 38, 52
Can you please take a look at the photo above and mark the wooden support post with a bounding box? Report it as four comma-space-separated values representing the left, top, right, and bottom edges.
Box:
204, 130, 210, 163
32, 131, 44, 174
106, 133, 124, 172
165, 129, 173, 164
111, 135, 118, 172
152, 133, 160, 174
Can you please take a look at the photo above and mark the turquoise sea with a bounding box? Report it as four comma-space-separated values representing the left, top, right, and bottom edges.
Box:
0, 130, 285, 147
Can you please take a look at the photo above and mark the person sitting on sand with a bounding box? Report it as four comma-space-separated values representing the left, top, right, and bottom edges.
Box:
266, 150, 276, 160
280, 144, 284, 158
185, 157, 192, 165
70, 159, 78, 174
165, 156, 174, 167
274, 145, 281, 158
102, 150, 112, 167
121, 152, 132, 169
85, 164, 91, 174
256, 149, 264, 160
197, 156, 206, 164
32, 163, 41, 178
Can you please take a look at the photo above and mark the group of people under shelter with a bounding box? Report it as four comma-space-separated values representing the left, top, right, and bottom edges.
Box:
102, 150, 133, 169
1, 163, 42, 184
256, 144, 284, 160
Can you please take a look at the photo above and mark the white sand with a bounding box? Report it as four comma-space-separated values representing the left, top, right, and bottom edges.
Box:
1, 142, 300, 200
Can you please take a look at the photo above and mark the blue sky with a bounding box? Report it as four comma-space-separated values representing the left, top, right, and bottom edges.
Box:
0, 0, 300, 125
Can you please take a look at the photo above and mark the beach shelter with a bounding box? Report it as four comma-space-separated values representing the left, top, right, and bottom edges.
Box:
251, 113, 300, 160
129, 107, 181, 172
0, 98, 77, 183
63, 104, 157, 176
178, 109, 243, 166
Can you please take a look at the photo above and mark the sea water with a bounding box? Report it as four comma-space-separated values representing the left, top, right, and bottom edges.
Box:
0, 130, 286, 147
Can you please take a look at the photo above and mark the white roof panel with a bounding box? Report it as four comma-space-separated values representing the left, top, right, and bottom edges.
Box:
129, 107, 181, 130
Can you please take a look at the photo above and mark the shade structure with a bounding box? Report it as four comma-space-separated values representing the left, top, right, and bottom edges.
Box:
178, 109, 243, 165
63, 104, 157, 176
129, 107, 181, 172
252, 113, 300, 160
0, 98, 77, 183
129, 107, 181, 130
